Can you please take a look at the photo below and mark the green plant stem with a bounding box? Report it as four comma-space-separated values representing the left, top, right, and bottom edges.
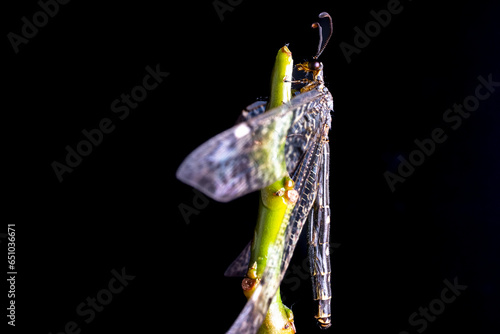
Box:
244, 46, 296, 334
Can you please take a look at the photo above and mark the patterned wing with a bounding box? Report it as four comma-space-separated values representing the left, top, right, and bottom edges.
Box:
225, 86, 333, 334
224, 241, 252, 277
226, 124, 326, 334
285, 85, 333, 177
176, 90, 322, 202
308, 142, 332, 329
237, 100, 267, 124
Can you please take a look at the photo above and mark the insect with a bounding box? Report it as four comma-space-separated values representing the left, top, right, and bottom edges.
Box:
176, 12, 334, 332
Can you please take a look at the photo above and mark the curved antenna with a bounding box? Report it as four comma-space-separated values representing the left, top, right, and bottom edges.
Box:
311, 22, 323, 59
312, 12, 333, 59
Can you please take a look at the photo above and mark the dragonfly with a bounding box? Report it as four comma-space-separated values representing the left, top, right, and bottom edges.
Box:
176, 12, 334, 332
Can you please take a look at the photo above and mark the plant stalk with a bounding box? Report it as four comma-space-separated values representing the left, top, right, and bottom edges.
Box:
242, 45, 296, 334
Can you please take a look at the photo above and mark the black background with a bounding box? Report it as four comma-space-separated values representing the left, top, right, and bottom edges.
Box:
4, 0, 500, 333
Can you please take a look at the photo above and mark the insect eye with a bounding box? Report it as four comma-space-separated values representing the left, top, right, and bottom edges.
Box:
310, 61, 321, 70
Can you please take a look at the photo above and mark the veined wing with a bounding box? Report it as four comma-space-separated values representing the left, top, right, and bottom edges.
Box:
224, 241, 252, 277
286, 85, 332, 178
223, 87, 333, 277
176, 89, 322, 202
226, 124, 327, 334
308, 142, 332, 328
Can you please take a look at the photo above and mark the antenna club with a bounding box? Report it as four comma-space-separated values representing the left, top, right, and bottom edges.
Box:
312, 12, 333, 59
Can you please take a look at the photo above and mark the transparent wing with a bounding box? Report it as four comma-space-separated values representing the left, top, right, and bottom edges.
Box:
226, 126, 326, 334
224, 241, 252, 277
236, 100, 267, 124
226, 86, 333, 333
176, 90, 322, 202
308, 142, 332, 328
285, 85, 333, 177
